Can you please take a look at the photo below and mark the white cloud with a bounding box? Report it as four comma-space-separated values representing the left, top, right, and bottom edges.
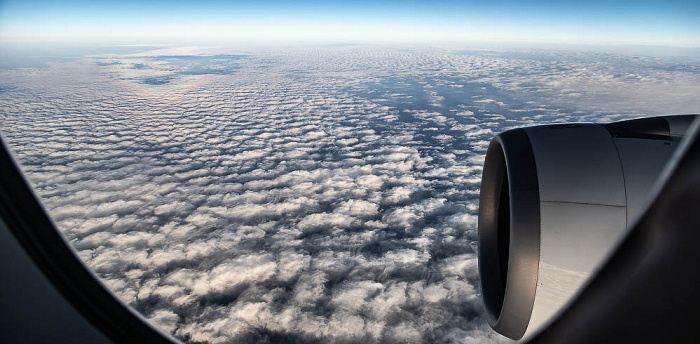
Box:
3, 45, 690, 344
334, 199, 379, 218
148, 309, 181, 334
207, 254, 278, 293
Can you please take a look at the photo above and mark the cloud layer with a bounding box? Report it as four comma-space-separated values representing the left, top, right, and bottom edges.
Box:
0, 45, 698, 343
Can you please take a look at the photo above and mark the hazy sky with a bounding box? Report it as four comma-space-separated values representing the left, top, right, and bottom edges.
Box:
1, 0, 699, 46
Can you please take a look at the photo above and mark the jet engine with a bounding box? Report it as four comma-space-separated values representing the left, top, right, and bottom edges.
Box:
477, 115, 697, 340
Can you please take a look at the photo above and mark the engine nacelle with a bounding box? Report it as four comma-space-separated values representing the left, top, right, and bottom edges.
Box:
477, 115, 697, 340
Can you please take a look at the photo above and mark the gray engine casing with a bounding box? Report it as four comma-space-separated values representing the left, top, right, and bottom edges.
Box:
477, 115, 697, 340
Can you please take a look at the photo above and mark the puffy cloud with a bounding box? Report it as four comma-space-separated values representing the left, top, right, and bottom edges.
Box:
334, 199, 379, 217
2, 44, 696, 344
206, 254, 278, 293
148, 309, 181, 334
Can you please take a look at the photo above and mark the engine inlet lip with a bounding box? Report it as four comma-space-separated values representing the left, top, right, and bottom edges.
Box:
478, 128, 541, 340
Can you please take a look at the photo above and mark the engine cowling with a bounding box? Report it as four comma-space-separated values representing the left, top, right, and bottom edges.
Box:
477, 115, 697, 340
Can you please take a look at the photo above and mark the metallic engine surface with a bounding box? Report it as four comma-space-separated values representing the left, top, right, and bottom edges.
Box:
478, 115, 697, 340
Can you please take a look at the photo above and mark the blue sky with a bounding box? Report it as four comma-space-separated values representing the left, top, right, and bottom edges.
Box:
1, 0, 699, 46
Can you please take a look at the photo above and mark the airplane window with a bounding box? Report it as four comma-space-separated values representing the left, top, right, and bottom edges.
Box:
1, 1, 698, 343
